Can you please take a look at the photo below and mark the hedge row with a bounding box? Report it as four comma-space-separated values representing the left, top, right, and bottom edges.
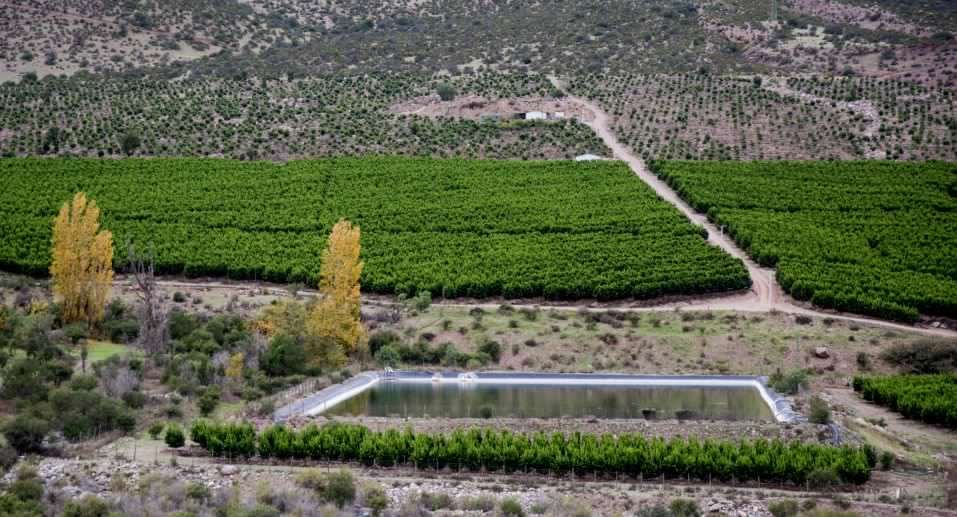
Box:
853, 374, 957, 428
189, 421, 872, 485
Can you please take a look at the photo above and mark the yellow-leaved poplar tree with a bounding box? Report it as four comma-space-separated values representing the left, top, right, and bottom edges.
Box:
307, 218, 367, 364
51, 192, 114, 324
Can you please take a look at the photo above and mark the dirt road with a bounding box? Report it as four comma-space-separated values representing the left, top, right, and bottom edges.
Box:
102, 78, 956, 339
548, 76, 776, 310
537, 76, 954, 338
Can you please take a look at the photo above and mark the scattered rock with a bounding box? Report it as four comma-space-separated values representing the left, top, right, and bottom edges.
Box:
814, 346, 830, 359
219, 465, 239, 476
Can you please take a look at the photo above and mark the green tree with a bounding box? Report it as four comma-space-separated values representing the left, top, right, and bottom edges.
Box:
436, 83, 456, 101
165, 424, 185, 448
120, 132, 141, 155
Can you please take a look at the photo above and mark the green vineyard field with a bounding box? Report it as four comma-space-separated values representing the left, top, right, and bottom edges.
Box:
652, 161, 957, 321
853, 374, 957, 428
0, 157, 749, 300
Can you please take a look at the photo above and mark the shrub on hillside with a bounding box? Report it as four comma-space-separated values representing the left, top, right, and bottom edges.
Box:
809, 397, 831, 424
770, 369, 808, 395
165, 424, 185, 448
768, 499, 800, 517
322, 470, 356, 508
500, 498, 525, 517
881, 340, 957, 374
4, 415, 49, 454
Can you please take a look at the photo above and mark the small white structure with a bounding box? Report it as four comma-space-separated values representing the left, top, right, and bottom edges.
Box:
575, 153, 605, 161
524, 111, 547, 120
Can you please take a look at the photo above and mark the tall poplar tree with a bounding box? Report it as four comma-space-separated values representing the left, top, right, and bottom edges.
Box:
50, 192, 113, 324
307, 219, 367, 364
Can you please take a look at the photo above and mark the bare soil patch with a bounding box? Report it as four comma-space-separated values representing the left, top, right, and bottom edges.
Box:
390, 94, 594, 123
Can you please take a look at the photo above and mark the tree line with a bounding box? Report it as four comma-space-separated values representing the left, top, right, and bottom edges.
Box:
189, 421, 873, 485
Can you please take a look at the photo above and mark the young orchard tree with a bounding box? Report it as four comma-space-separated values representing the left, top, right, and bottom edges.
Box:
50, 192, 113, 324
307, 219, 368, 366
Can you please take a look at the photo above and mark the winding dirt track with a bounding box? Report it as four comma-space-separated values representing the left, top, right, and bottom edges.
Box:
550, 76, 777, 311
539, 76, 955, 338
121, 81, 956, 339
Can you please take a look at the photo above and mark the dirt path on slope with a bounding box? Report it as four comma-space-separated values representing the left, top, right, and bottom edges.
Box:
826, 388, 957, 465
546, 75, 777, 312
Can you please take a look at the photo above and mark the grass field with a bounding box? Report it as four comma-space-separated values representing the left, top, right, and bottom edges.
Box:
70, 340, 142, 364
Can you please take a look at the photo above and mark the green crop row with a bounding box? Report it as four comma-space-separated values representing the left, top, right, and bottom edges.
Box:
0, 157, 749, 300
190, 421, 872, 485
853, 374, 957, 428
652, 160, 957, 321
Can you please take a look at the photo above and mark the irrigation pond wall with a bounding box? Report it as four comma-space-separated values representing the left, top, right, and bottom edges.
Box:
274, 371, 803, 423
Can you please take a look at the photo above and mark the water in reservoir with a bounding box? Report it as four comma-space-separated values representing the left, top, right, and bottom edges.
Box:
323, 383, 774, 421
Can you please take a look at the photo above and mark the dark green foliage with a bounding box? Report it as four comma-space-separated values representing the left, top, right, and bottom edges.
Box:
195, 421, 872, 485
636, 506, 672, 517
880, 340, 957, 374
2, 358, 53, 401
807, 468, 840, 490
653, 161, 957, 321
364, 485, 388, 517
4, 415, 49, 454
165, 424, 186, 448
0, 158, 748, 301
63, 495, 110, 517
50, 385, 132, 440
198, 386, 221, 417
63, 322, 88, 345
853, 374, 957, 428
879, 451, 894, 470
809, 397, 831, 425
768, 499, 800, 517
262, 335, 306, 377
368, 330, 401, 357
436, 83, 456, 101
8, 478, 43, 503
102, 299, 139, 343
190, 420, 255, 457
323, 470, 356, 508
769, 370, 808, 395
669, 499, 700, 517
69, 375, 98, 392
0, 444, 17, 473
856, 352, 870, 371
478, 340, 502, 363
120, 132, 141, 156
374, 345, 401, 368
122, 390, 147, 409
420, 492, 453, 511
0, 494, 42, 517
500, 498, 525, 517
148, 422, 165, 440
168, 310, 201, 341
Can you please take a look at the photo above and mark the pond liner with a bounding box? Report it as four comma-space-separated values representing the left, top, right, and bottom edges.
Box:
273, 371, 804, 423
